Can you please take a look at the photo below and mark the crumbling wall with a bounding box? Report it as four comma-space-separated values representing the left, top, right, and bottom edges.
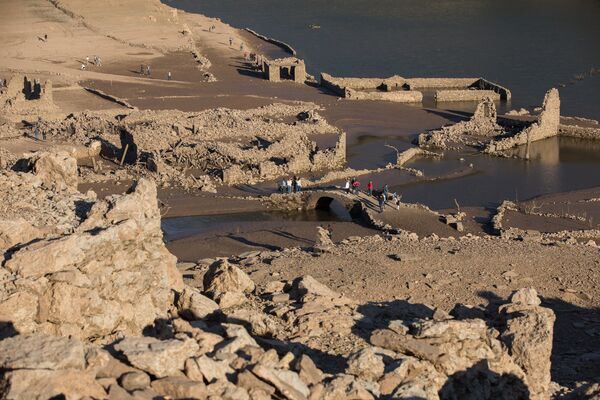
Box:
0, 75, 57, 115
418, 97, 502, 148
264, 57, 306, 83
404, 77, 478, 89
472, 78, 512, 101
312, 131, 346, 170
322, 73, 511, 104
559, 123, 600, 140
396, 147, 441, 166
435, 89, 500, 102
320, 73, 422, 102
345, 87, 423, 103
321, 73, 406, 91
486, 88, 560, 154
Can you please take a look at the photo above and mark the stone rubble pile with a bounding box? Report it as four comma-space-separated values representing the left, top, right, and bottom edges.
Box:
31, 103, 346, 191
417, 97, 502, 149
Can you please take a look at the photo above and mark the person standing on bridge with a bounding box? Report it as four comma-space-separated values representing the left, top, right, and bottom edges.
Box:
378, 194, 385, 213
352, 179, 361, 195
367, 180, 373, 196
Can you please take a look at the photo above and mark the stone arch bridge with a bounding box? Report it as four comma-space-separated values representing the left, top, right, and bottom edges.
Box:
266, 189, 363, 216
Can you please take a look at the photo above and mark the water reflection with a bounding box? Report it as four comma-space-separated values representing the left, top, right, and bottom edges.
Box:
396, 137, 600, 209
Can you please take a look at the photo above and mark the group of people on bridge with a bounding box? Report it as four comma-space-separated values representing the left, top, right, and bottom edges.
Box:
345, 178, 401, 213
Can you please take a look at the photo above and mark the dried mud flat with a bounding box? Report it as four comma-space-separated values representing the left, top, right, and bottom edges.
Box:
1, 0, 600, 399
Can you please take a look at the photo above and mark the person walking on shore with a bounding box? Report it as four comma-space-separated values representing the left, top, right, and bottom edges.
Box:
146, 65, 151, 76
287, 178, 293, 193
140, 64, 144, 75
292, 176, 297, 193
378, 194, 385, 213
167, 71, 172, 80
344, 179, 350, 194
367, 180, 373, 196
229, 37, 233, 47
295, 177, 302, 192
280, 178, 287, 193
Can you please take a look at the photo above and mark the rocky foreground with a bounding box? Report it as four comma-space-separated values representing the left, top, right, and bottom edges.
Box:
0, 152, 596, 399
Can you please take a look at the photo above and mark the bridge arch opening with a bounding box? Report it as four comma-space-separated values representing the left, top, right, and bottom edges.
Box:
314, 196, 355, 221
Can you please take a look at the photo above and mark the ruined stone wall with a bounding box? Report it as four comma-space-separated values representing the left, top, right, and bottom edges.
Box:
435, 89, 500, 102
264, 58, 306, 84
1, 75, 57, 115
320, 73, 346, 96
396, 147, 440, 166
559, 124, 600, 140
473, 78, 512, 101
345, 87, 423, 103
486, 88, 560, 153
312, 131, 346, 170
321, 72, 406, 92
418, 97, 502, 148
322, 73, 511, 104
404, 77, 477, 89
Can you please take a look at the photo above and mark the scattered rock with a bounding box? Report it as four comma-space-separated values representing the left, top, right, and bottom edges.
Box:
114, 337, 199, 378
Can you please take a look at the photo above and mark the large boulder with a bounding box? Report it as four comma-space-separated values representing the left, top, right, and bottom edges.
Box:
203, 259, 255, 306
0, 333, 106, 399
0, 178, 183, 340
176, 285, 220, 320
500, 288, 556, 399
114, 337, 199, 378
30, 151, 78, 191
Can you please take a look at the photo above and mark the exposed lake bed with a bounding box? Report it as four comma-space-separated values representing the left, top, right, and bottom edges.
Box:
2, 0, 600, 396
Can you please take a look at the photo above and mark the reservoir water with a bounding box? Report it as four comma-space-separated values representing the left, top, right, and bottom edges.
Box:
166, 0, 600, 120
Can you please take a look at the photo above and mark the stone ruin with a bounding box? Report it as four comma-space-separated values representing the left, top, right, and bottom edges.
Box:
415, 88, 596, 156
263, 57, 307, 84
321, 73, 423, 103
0, 155, 562, 399
321, 73, 511, 104
31, 103, 346, 190
0, 75, 56, 115
486, 88, 561, 154
417, 97, 502, 148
